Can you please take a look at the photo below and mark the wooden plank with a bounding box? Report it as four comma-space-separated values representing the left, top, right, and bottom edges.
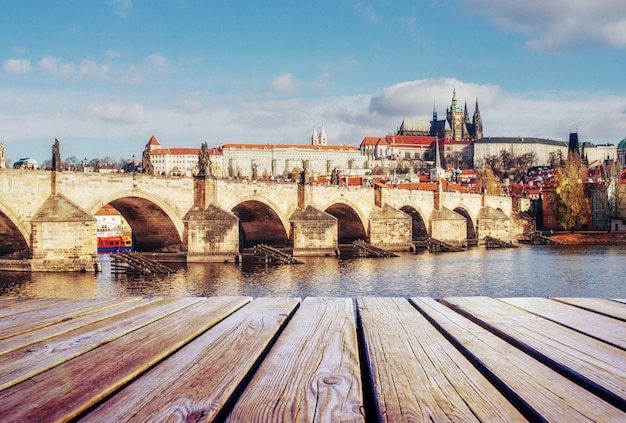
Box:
0, 297, 201, 390
225, 297, 364, 422
500, 297, 626, 349
442, 296, 626, 408
357, 297, 524, 422
0, 297, 71, 318
83, 297, 300, 422
412, 297, 626, 422
552, 297, 626, 321
0, 296, 251, 422
0, 296, 146, 356
0, 297, 133, 340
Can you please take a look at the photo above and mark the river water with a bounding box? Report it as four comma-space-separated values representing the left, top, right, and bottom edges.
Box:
0, 245, 624, 299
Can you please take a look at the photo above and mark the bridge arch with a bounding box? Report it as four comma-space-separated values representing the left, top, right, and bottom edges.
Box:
453, 206, 477, 243
0, 202, 31, 258
399, 205, 429, 242
88, 191, 184, 253
324, 202, 367, 244
231, 200, 289, 248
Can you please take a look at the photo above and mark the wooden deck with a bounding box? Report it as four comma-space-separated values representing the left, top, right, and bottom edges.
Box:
0, 296, 624, 422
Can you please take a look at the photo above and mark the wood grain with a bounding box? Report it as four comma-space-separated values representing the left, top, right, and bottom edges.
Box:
0, 296, 251, 421
0, 297, 129, 339
441, 296, 626, 406
83, 297, 300, 422
500, 297, 626, 349
225, 297, 364, 422
357, 297, 524, 422
551, 297, 626, 321
413, 297, 626, 421
0, 296, 145, 355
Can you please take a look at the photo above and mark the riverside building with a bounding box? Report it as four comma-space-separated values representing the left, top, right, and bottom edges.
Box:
219, 126, 366, 179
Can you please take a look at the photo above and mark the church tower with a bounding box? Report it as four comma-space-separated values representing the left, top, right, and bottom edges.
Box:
447, 88, 465, 141
431, 102, 438, 136
319, 125, 328, 146
472, 99, 483, 140
311, 127, 319, 145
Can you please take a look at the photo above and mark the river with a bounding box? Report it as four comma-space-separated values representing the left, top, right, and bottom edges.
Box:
1, 245, 624, 299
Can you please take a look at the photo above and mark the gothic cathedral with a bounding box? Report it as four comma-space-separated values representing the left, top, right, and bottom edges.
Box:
398, 89, 483, 141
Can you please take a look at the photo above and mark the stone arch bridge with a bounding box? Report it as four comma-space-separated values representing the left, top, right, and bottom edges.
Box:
0, 170, 526, 271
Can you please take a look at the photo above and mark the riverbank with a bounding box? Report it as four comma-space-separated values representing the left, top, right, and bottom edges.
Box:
548, 231, 626, 245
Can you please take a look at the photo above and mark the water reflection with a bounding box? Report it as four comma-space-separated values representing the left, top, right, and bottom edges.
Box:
0, 245, 624, 299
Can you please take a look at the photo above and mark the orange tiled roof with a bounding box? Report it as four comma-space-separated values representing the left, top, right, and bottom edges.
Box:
149, 148, 201, 156
95, 204, 121, 216
220, 143, 358, 151
385, 135, 436, 146
147, 135, 160, 146
360, 137, 386, 146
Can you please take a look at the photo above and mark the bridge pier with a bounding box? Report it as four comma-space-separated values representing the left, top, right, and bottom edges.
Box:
368, 205, 412, 251
429, 207, 467, 245
183, 205, 241, 263
476, 206, 512, 243
290, 206, 338, 257
30, 194, 98, 271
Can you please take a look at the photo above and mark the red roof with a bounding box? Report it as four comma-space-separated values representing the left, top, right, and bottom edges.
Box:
147, 135, 160, 146
360, 137, 387, 146
385, 135, 437, 146
149, 148, 201, 156
220, 143, 358, 151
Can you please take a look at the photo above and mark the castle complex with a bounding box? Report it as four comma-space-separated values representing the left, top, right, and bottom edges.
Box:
397, 89, 483, 141
136, 89, 623, 178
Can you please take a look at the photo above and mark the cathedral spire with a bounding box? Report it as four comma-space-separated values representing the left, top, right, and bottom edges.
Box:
319, 125, 327, 145
311, 126, 319, 145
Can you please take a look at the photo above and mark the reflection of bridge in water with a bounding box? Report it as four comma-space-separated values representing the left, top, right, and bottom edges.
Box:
0, 170, 526, 271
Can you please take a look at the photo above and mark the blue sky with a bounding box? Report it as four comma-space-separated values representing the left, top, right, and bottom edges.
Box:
2, 0, 626, 165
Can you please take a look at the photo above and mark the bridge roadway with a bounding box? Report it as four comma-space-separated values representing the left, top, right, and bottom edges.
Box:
0, 169, 522, 271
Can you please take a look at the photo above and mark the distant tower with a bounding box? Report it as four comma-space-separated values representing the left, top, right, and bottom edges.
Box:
568, 132, 580, 157
311, 127, 319, 146
319, 125, 328, 146
431, 102, 438, 136
473, 99, 483, 140
430, 137, 445, 182
447, 88, 465, 141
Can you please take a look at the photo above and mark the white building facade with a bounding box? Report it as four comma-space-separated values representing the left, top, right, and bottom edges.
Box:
473, 137, 568, 168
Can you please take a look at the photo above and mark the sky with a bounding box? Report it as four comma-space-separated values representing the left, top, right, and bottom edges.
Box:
1, 0, 626, 165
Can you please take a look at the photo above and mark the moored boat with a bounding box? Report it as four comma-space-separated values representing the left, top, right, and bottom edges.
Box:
98, 235, 133, 253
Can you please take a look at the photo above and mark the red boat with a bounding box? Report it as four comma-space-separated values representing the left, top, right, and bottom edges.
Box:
98, 235, 133, 253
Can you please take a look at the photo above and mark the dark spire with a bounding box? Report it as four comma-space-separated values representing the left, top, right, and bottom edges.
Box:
568, 132, 580, 155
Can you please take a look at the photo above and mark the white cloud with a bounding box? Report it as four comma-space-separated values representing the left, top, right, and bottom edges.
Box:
118, 74, 143, 85
38, 56, 77, 79
1, 78, 625, 164
369, 78, 502, 118
3, 59, 32, 74
466, 0, 626, 53
264, 73, 299, 95
144, 54, 171, 73
83, 101, 145, 124
111, 0, 132, 18
105, 50, 122, 58
79, 60, 110, 79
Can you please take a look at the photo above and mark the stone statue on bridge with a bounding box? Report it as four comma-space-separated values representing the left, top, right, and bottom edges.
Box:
142, 144, 154, 175
331, 168, 340, 185
0, 143, 5, 169
197, 142, 211, 176
52, 139, 61, 171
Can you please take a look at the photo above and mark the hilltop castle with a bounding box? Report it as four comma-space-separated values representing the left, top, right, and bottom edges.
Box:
397, 89, 483, 141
